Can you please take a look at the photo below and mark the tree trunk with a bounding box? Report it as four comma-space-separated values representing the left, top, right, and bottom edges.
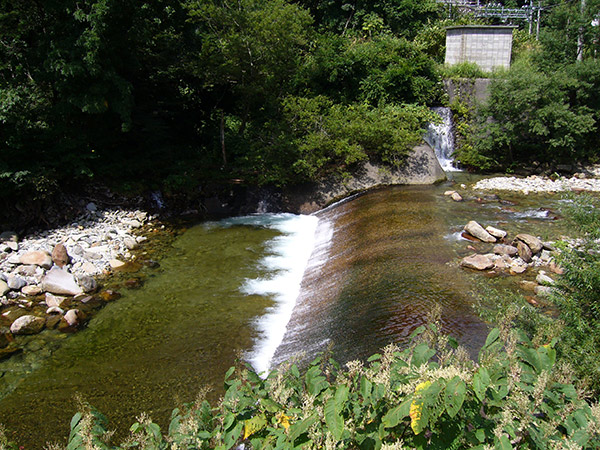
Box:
221, 111, 227, 168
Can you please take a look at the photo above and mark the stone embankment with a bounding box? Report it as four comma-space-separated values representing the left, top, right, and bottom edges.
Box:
473, 174, 600, 194
0, 204, 155, 355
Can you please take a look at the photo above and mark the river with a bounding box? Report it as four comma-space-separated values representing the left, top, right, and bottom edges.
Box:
0, 176, 569, 448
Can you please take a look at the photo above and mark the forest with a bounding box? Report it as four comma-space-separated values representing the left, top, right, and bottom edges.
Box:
2, 0, 599, 223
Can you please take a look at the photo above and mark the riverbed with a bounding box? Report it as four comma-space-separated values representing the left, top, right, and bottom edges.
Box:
0, 174, 576, 448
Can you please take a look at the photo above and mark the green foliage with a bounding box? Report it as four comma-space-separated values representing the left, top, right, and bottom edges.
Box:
440, 62, 488, 80
248, 97, 435, 184
467, 58, 597, 171
60, 326, 600, 449
549, 194, 600, 395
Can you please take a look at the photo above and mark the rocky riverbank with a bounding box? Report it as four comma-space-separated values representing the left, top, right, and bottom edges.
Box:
473, 173, 600, 193
0, 204, 159, 355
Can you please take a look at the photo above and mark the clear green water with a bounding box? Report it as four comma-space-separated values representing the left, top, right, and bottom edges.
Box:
0, 222, 280, 448
0, 177, 577, 448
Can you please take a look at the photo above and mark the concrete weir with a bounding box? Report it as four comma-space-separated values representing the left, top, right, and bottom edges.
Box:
281, 143, 446, 214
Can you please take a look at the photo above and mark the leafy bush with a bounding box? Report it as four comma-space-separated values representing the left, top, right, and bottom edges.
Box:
440, 62, 488, 80
56, 325, 600, 449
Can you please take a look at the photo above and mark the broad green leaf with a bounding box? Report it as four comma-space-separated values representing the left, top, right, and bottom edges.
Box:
382, 398, 411, 428
325, 396, 344, 441
412, 342, 436, 367
289, 414, 317, 444
484, 328, 501, 348
334, 385, 349, 409
495, 434, 512, 450
473, 367, 490, 402
444, 376, 466, 418
360, 376, 372, 403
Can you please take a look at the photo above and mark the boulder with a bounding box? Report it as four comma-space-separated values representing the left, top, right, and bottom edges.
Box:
451, 192, 463, 202
464, 221, 496, 243
77, 276, 98, 293
514, 234, 543, 254
460, 254, 495, 271
20, 250, 53, 269
51, 243, 70, 268
21, 285, 42, 296
485, 226, 507, 240
42, 267, 83, 296
516, 241, 533, 263
7, 275, 26, 291
46, 306, 64, 315
63, 309, 82, 327
536, 271, 555, 286
509, 261, 528, 274
123, 237, 138, 250
45, 293, 67, 308
109, 259, 126, 269
10, 315, 45, 335
0, 280, 8, 297
493, 244, 518, 257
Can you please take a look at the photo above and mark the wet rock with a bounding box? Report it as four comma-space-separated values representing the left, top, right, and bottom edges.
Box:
509, 261, 528, 274
20, 250, 53, 269
451, 192, 463, 202
46, 315, 62, 329
77, 275, 98, 293
51, 243, 70, 268
516, 241, 533, 263
21, 285, 42, 296
0, 327, 13, 348
45, 293, 68, 308
514, 234, 543, 254
444, 190, 456, 196
86, 202, 97, 212
0, 280, 8, 297
536, 271, 555, 286
10, 315, 45, 335
7, 275, 26, 291
460, 254, 495, 270
42, 267, 83, 296
64, 309, 82, 327
520, 280, 538, 291
80, 295, 104, 308
109, 259, 126, 269
493, 244, 518, 257
0, 347, 22, 361
124, 278, 142, 289
100, 290, 121, 302
485, 226, 507, 240
123, 237, 138, 250
464, 221, 496, 243
142, 259, 160, 269
46, 306, 64, 315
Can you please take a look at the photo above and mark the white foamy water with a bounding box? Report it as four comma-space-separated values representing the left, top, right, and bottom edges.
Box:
237, 213, 320, 376
425, 107, 461, 172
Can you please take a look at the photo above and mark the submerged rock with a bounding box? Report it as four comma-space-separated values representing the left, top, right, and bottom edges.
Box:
10, 315, 45, 335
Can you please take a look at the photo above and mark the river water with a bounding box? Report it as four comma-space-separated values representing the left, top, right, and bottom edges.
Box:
0, 178, 570, 448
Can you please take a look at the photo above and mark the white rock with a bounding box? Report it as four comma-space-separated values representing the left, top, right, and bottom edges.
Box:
485, 226, 507, 240
10, 315, 45, 335
22, 285, 42, 296
42, 267, 83, 296
46, 306, 64, 315
451, 192, 463, 202
464, 221, 496, 243
536, 271, 555, 286
0, 280, 8, 296
19, 250, 53, 269
45, 293, 67, 307
109, 259, 126, 269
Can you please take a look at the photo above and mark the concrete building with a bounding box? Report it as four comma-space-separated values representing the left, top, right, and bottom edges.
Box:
445, 25, 515, 72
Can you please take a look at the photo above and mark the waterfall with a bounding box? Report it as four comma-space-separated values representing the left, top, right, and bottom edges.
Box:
424, 107, 460, 172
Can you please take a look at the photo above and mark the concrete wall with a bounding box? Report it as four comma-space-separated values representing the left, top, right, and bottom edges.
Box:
445, 26, 514, 72
444, 78, 491, 106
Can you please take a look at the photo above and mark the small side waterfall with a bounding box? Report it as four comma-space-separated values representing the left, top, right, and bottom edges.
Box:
425, 107, 460, 172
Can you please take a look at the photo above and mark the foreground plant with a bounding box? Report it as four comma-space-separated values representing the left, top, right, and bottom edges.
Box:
58, 322, 600, 450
